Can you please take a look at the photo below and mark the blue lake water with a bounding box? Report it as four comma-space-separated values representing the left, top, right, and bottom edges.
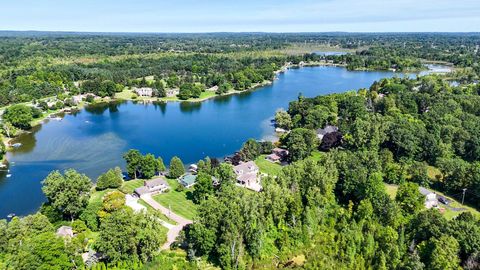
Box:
0, 66, 404, 217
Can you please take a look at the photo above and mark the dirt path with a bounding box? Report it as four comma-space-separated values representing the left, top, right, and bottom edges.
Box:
140, 193, 192, 250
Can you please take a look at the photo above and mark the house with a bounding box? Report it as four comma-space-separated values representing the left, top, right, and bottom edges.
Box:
134, 87, 154, 97
72, 95, 84, 104
166, 89, 179, 97
189, 164, 198, 173
206, 85, 219, 92
56, 226, 74, 238
316, 125, 339, 140
419, 187, 438, 209
180, 174, 197, 188
233, 161, 262, 192
134, 178, 169, 196
265, 147, 289, 163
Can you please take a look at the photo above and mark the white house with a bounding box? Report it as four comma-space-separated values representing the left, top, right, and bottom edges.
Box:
419, 187, 438, 209
134, 87, 154, 97
134, 178, 169, 196
233, 161, 261, 192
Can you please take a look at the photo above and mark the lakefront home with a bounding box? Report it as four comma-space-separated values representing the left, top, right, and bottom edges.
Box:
134, 178, 169, 196
134, 87, 154, 97
265, 147, 289, 163
233, 161, 262, 192
180, 174, 197, 188
316, 125, 339, 140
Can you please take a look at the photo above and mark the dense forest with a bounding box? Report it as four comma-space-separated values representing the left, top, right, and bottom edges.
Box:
0, 32, 479, 105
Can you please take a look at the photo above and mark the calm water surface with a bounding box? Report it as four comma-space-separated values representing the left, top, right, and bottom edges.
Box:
0, 66, 404, 217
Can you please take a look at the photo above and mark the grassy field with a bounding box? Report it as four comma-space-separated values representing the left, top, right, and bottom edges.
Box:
119, 179, 144, 194
137, 199, 178, 225
255, 155, 283, 176
153, 179, 197, 220
384, 183, 480, 220
89, 188, 113, 205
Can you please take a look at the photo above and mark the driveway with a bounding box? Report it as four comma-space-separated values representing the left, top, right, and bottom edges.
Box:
140, 193, 192, 250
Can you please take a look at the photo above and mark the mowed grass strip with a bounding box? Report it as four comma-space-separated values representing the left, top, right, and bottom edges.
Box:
153, 179, 197, 220
255, 155, 282, 176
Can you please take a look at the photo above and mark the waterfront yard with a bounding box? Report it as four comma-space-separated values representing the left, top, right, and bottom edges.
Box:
255, 155, 282, 176
153, 179, 197, 220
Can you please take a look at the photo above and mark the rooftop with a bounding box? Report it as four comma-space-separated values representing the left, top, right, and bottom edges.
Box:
180, 174, 197, 186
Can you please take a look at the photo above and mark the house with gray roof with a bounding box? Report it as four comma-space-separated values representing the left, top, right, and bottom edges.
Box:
316, 125, 339, 140
56, 226, 74, 238
134, 178, 169, 197
233, 161, 262, 192
180, 174, 197, 188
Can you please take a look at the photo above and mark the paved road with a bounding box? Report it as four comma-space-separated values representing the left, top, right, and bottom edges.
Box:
140, 193, 192, 250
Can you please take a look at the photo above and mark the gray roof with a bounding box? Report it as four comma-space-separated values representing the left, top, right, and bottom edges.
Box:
134, 186, 150, 196
316, 125, 338, 136
56, 226, 74, 237
234, 161, 259, 175
145, 178, 167, 189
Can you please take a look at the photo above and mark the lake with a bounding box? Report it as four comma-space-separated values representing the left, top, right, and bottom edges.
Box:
0, 66, 404, 218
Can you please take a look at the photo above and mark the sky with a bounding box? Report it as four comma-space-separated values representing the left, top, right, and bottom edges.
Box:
2, 0, 480, 33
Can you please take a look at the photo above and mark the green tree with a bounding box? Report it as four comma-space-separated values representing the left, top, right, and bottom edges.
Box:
425, 235, 461, 270
2, 104, 34, 129
156, 157, 166, 173
96, 167, 124, 190
192, 172, 214, 203
7, 232, 77, 270
140, 154, 157, 179
41, 169, 92, 220
124, 149, 143, 179
239, 139, 261, 161
396, 182, 424, 215
169, 156, 185, 178
274, 109, 292, 130
284, 128, 318, 161
95, 208, 166, 264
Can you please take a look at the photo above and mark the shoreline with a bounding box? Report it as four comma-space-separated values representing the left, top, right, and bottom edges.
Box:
0, 61, 448, 166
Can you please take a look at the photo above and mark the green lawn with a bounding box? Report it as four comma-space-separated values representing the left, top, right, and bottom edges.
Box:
255, 155, 283, 176
153, 179, 197, 220
119, 179, 144, 194
89, 188, 113, 205
383, 183, 480, 220
138, 199, 178, 225
307, 150, 326, 162
385, 184, 398, 200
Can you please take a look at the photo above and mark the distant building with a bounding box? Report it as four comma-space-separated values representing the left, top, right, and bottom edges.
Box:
56, 226, 74, 238
265, 148, 289, 163
233, 161, 261, 192
134, 178, 169, 197
206, 85, 219, 92
72, 95, 84, 104
166, 89, 179, 97
189, 164, 198, 173
180, 174, 197, 188
316, 125, 339, 140
134, 87, 154, 97
419, 187, 438, 209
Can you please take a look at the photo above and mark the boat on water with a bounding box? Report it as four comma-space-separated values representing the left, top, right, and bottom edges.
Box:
7, 213, 15, 219
6, 174, 11, 178
11, 143, 22, 148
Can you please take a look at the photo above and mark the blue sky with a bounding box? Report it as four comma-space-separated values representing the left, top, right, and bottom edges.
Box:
2, 0, 480, 32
